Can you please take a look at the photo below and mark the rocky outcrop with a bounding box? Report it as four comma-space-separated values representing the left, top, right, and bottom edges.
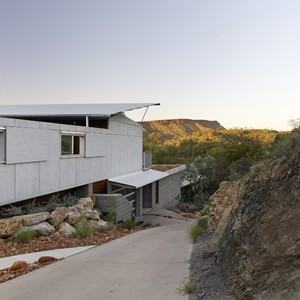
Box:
210, 151, 300, 299
209, 181, 245, 245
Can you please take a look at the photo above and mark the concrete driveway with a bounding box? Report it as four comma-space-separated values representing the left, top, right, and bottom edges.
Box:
0, 215, 193, 300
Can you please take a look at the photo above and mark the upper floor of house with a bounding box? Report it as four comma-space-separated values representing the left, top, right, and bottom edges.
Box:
0, 103, 159, 205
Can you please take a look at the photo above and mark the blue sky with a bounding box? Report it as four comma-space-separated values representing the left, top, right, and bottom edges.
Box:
0, 0, 299, 130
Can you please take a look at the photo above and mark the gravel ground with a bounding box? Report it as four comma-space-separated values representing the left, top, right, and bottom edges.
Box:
189, 232, 235, 300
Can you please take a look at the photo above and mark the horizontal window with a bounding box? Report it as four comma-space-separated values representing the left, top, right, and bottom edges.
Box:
61, 132, 85, 156
0, 128, 6, 163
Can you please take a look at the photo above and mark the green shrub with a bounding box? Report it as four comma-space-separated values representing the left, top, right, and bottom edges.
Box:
62, 193, 78, 207
25, 199, 48, 214
106, 207, 116, 224
189, 223, 202, 243
3, 205, 23, 217
45, 193, 62, 210
197, 216, 208, 230
177, 281, 197, 295
14, 227, 36, 243
121, 219, 136, 230
73, 220, 93, 238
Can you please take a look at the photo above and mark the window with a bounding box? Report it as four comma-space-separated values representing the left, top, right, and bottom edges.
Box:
61, 131, 85, 156
0, 127, 5, 163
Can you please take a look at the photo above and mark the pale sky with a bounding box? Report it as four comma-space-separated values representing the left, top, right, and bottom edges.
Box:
1, 0, 299, 130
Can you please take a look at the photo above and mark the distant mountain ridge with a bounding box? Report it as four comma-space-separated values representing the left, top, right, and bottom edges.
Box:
140, 119, 225, 140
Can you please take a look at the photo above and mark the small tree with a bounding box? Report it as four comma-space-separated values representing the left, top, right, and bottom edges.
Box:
183, 156, 216, 204
288, 118, 300, 130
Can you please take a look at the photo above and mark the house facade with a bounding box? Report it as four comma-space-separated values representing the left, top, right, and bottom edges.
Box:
0, 103, 184, 220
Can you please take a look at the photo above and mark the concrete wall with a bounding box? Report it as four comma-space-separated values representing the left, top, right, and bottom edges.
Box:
95, 194, 132, 223
156, 166, 185, 209
0, 114, 143, 206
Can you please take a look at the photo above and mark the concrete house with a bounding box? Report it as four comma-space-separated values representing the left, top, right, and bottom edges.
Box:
0, 103, 184, 221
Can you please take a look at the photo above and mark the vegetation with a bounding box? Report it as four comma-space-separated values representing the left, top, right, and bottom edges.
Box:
197, 216, 209, 230
1, 193, 79, 218
188, 216, 209, 243
143, 120, 298, 205
2, 204, 23, 217
14, 227, 36, 243
73, 219, 93, 238
177, 281, 197, 295
182, 156, 216, 205
121, 219, 137, 230
104, 207, 117, 224
189, 222, 202, 243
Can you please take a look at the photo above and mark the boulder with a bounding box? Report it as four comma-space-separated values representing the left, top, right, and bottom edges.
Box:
77, 197, 94, 209
82, 207, 100, 221
11, 261, 28, 270
38, 256, 56, 264
57, 222, 76, 237
66, 207, 82, 225
20, 212, 50, 226
0, 217, 23, 238
29, 222, 55, 236
48, 207, 68, 227
88, 219, 107, 229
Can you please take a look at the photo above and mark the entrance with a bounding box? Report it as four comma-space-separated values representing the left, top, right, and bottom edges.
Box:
142, 183, 153, 208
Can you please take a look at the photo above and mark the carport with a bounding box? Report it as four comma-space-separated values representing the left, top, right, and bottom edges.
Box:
109, 169, 168, 216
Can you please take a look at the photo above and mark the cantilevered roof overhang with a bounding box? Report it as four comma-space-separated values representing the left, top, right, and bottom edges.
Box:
109, 169, 168, 189
0, 103, 160, 118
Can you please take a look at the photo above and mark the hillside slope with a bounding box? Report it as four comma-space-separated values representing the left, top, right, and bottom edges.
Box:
209, 150, 300, 299
140, 119, 225, 140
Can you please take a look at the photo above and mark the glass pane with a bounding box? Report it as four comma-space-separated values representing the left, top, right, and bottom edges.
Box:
61, 135, 72, 155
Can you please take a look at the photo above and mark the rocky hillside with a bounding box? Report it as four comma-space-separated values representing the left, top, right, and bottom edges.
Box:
209, 150, 300, 299
140, 119, 225, 140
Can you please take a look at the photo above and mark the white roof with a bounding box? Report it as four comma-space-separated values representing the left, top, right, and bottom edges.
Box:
109, 169, 168, 188
0, 103, 159, 117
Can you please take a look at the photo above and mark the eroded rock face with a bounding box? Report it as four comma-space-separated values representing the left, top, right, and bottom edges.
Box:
211, 151, 300, 299
209, 180, 245, 245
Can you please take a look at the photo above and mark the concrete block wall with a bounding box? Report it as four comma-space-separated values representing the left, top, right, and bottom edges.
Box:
157, 166, 185, 209
94, 194, 132, 223
0, 114, 143, 206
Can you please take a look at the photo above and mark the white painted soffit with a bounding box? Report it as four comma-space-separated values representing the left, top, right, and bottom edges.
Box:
0, 103, 160, 117
109, 169, 168, 189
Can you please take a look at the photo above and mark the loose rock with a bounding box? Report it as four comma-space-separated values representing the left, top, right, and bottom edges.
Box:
10, 261, 28, 271
48, 207, 68, 227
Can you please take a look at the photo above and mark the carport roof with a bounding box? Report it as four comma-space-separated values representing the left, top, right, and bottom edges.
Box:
109, 169, 168, 188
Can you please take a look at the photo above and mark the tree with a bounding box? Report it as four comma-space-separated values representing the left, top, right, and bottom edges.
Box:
183, 156, 216, 204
